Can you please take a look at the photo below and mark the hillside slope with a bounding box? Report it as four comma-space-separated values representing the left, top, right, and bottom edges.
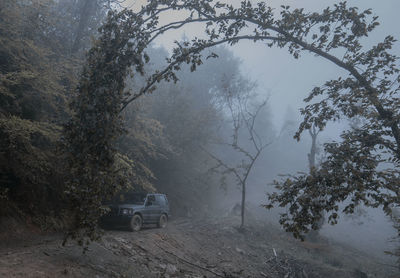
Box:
0, 216, 397, 278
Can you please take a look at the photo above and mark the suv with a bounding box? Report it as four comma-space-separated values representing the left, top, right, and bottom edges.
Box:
101, 193, 170, 231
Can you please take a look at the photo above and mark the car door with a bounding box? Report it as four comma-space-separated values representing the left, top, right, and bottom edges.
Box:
145, 194, 163, 223
153, 195, 164, 219
156, 195, 168, 215
142, 195, 156, 223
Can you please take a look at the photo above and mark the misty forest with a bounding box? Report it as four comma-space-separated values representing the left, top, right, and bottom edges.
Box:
1, 0, 400, 277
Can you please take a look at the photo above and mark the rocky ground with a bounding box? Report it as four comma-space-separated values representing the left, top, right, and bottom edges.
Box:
0, 216, 398, 278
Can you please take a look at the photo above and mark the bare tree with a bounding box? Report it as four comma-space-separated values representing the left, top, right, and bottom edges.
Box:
205, 96, 272, 229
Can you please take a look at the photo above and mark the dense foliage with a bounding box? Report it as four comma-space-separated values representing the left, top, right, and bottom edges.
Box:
0, 0, 76, 222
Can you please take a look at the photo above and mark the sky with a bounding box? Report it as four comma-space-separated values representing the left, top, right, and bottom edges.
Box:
123, 0, 400, 139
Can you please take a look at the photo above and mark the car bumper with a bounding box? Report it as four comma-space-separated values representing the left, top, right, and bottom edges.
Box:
101, 214, 132, 227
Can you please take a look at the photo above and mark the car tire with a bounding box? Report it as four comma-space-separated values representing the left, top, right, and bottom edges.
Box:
130, 214, 143, 232
158, 214, 168, 228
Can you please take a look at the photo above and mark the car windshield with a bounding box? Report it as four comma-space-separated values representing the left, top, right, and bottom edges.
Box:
112, 193, 146, 205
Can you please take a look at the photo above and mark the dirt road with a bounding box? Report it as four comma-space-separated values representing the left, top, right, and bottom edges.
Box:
0, 216, 397, 277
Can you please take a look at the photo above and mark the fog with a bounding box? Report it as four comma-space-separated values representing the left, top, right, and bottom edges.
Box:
1, 0, 398, 275
119, 0, 400, 264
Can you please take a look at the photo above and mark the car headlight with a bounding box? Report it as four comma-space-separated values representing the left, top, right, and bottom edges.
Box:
121, 208, 133, 215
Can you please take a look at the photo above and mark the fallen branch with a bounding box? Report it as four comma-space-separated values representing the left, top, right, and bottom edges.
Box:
273, 248, 277, 258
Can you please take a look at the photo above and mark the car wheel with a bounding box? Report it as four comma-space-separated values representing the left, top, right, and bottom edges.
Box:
158, 214, 168, 228
130, 214, 142, 232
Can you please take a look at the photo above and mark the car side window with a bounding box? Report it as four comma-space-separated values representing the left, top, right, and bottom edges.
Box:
147, 195, 155, 205
156, 195, 165, 206
152, 195, 160, 206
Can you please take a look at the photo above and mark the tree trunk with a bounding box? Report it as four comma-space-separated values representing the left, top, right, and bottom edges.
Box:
71, 0, 96, 53
307, 125, 324, 241
240, 182, 246, 228
308, 125, 318, 171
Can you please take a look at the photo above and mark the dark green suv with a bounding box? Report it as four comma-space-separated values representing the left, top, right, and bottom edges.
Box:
101, 193, 170, 231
